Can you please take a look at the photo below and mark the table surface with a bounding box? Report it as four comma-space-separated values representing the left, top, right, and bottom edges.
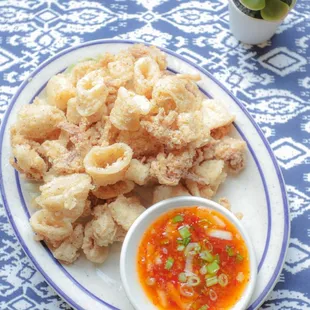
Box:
0, 0, 309, 309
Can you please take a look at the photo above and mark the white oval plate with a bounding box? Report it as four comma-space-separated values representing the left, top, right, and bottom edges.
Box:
0, 40, 289, 310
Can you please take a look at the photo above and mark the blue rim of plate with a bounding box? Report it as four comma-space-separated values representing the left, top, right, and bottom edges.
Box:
0, 39, 290, 310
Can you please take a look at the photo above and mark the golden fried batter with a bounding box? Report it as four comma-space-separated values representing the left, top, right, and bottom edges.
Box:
10, 45, 247, 266
150, 148, 196, 186
141, 109, 209, 150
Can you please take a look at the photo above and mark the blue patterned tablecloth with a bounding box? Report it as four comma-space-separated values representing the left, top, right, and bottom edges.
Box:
0, 1, 309, 309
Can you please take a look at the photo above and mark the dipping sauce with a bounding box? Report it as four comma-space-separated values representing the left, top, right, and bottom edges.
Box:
137, 206, 250, 310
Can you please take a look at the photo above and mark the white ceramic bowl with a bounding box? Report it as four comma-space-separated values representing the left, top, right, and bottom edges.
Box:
228, 0, 282, 45
120, 196, 257, 310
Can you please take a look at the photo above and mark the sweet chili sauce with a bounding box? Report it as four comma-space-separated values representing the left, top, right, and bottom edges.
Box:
137, 206, 250, 310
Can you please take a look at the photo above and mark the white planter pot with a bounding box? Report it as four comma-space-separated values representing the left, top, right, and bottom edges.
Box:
228, 0, 283, 45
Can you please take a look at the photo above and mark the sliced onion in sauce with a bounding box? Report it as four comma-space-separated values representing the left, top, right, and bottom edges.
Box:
185, 254, 194, 274
180, 284, 194, 298
155, 256, 162, 265
207, 229, 232, 240
200, 265, 207, 275
185, 302, 195, 310
203, 239, 213, 252
157, 289, 168, 307
218, 273, 229, 287
146, 277, 156, 286
187, 275, 201, 287
237, 272, 245, 282
213, 215, 225, 227
209, 289, 218, 301
184, 242, 200, 256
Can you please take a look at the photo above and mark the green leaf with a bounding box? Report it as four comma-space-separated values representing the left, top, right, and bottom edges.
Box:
261, 0, 289, 21
240, 0, 266, 11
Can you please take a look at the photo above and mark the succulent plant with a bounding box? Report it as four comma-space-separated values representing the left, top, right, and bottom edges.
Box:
238, 0, 296, 21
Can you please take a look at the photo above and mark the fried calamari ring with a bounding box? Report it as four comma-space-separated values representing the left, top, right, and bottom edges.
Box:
30, 209, 73, 246
130, 44, 167, 70
152, 75, 203, 113
76, 69, 109, 117
35, 173, 93, 222
11, 144, 47, 180
133, 56, 161, 98
84, 143, 133, 186
46, 74, 76, 111
110, 87, 154, 131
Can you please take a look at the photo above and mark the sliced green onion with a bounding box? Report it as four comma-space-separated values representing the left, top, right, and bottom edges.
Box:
236, 253, 244, 262
198, 305, 209, 310
178, 272, 187, 283
172, 214, 184, 223
182, 236, 191, 246
207, 261, 220, 275
177, 245, 185, 251
226, 245, 235, 257
218, 273, 229, 287
177, 238, 183, 244
179, 226, 191, 239
177, 236, 191, 246
187, 275, 201, 287
161, 239, 170, 245
165, 257, 174, 270
200, 265, 208, 275
206, 276, 218, 287
214, 253, 220, 263
200, 250, 213, 263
